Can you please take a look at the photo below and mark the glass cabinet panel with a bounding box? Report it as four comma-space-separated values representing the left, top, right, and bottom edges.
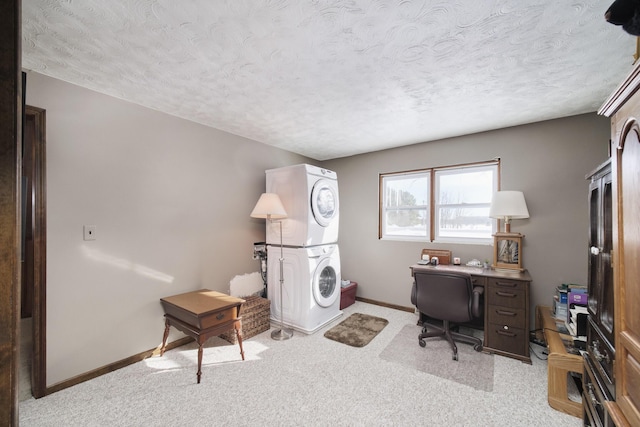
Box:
588, 182, 600, 318
586, 160, 613, 347
600, 177, 614, 339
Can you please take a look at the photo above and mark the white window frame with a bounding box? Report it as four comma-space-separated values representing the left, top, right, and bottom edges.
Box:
380, 171, 431, 241
433, 163, 499, 244
379, 160, 500, 244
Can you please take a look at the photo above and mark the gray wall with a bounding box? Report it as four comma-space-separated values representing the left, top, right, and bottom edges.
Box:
324, 113, 610, 322
26, 72, 312, 385
28, 70, 609, 386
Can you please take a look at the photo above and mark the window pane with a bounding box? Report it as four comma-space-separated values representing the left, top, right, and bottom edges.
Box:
435, 165, 497, 241
384, 174, 429, 208
437, 206, 492, 239
437, 168, 494, 204
384, 209, 428, 237
382, 172, 430, 239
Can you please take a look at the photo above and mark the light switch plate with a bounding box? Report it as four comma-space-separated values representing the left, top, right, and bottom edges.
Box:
83, 225, 96, 241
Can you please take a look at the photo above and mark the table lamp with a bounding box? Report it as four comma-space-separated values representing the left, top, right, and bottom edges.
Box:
489, 191, 530, 233
250, 193, 293, 340
489, 191, 529, 271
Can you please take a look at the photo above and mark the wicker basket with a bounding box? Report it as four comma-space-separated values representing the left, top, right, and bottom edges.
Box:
220, 295, 270, 344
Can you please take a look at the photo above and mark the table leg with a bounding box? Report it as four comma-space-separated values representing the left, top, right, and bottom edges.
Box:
197, 344, 203, 384
160, 317, 170, 357
547, 358, 582, 417
234, 320, 245, 361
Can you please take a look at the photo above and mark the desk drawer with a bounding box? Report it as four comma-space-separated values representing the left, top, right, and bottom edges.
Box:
583, 356, 615, 427
201, 307, 237, 329
487, 306, 526, 329
486, 323, 527, 356
487, 279, 527, 309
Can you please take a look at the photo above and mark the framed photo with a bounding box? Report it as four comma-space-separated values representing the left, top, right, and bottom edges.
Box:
492, 232, 524, 271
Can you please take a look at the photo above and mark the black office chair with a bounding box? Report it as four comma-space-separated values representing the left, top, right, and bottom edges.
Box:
410, 269, 484, 361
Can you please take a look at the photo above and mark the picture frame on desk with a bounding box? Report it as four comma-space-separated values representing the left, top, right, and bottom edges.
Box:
492, 232, 524, 271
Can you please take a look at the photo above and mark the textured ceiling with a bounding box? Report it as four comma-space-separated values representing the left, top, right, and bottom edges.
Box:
22, 0, 636, 160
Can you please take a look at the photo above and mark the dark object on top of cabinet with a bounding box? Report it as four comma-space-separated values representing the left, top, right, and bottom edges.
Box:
605, 0, 640, 35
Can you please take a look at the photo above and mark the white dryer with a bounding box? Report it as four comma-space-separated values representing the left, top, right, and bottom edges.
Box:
266, 164, 339, 247
267, 244, 342, 334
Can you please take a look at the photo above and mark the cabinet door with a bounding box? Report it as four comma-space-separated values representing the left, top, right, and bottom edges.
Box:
587, 166, 614, 347
614, 123, 640, 427
587, 178, 602, 321
600, 174, 614, 343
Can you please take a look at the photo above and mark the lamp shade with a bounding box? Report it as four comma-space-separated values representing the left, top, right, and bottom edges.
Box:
250, 193, 287, 219
489, 191, 530, 220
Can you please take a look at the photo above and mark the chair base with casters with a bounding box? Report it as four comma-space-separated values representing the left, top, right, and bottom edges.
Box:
418, 320, 483, 361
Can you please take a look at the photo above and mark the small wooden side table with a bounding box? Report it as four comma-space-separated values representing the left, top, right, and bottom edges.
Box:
160, 289, 245, 383
536, 305, 583, 418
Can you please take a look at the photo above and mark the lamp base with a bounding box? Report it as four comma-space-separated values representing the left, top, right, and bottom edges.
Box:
271, 327, 293, 341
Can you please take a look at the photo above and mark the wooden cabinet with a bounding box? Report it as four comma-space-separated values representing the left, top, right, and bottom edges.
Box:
484, 276, 530, 363
598, 61, 640, 427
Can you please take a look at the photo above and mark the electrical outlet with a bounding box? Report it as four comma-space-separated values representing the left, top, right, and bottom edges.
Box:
83, 225, 96, 241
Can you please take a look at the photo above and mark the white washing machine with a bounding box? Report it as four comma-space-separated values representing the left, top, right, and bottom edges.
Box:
267, 244, 342, 334
265, 164, 339, 247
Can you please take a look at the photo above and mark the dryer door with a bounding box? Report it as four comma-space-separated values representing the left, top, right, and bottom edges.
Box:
312, 257, 339, 307
310, 179, 337, 227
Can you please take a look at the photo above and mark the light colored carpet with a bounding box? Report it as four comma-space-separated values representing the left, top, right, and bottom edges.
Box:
18, 302, 582, 427
20, 317, 33, 402
380, 324, 494, 391
324, 312, 388, 347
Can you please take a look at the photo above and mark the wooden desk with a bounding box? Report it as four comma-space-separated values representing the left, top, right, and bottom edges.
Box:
535, 305, 582, 418
160, 289, 245, 383
410, 264, 532, 363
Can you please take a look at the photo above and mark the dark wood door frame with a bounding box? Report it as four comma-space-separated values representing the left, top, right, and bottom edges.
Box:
24, 105, 47, 399
0, 0, 21, 424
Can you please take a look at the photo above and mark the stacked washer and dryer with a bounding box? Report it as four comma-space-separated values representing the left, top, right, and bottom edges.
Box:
265, 164, 342, 334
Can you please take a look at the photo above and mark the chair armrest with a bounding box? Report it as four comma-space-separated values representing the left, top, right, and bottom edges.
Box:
472, 286, 484, 318
410, 281, 417, 306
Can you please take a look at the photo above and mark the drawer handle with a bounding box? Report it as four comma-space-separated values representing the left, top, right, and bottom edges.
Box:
590, 339, 610, 364
496, 291, 517, 298
216, 313, 226, 320
587, 384, 601, 408
495, 281, 517, 288
496, 329, 516, 337
495, 309, 516, 316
